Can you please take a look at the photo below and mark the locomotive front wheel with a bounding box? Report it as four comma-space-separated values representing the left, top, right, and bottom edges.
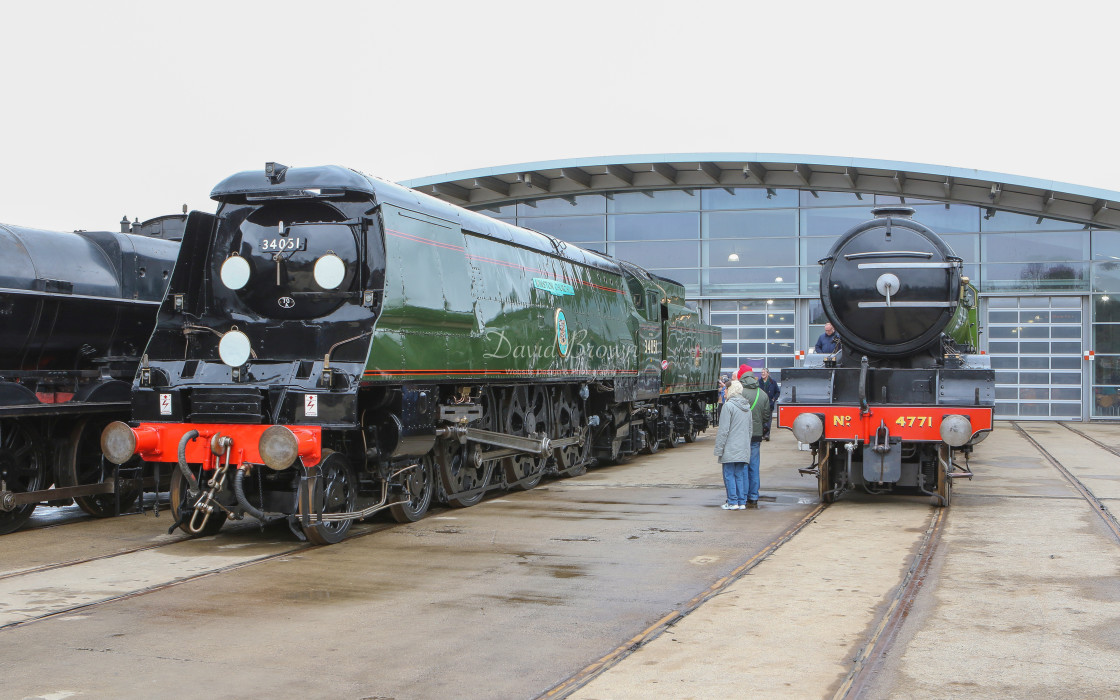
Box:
664, 418, 679, 448
389, 454, 435, 523
935, 444, 953, 508
0, 419, 46, 535
169, 463, 227, 537
641, 429, 660, 455
503, 386, 547, 491
437, 440, 486, 508
57, 417, 140, 517
299, 449, 358, 545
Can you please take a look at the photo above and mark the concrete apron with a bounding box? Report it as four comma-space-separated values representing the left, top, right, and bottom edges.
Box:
573, 498, 933, 699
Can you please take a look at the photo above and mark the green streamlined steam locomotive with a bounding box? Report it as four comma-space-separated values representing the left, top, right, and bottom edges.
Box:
102, 164, 721, 544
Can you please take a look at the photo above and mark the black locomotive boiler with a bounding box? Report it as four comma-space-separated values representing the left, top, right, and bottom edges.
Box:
101, 163, 721, 544
0, 217, 182, 533
777, 207, 994, 506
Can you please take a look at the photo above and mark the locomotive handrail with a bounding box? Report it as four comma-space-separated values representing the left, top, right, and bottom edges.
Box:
843, 251, 933, 260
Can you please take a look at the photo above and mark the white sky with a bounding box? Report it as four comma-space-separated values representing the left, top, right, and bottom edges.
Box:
2, 0, 1117, 232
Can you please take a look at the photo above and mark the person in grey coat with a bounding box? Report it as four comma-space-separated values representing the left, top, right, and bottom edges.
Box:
713, 380, 753, 510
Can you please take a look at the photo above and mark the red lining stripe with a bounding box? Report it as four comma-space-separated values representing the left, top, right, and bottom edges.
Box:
363, 369, 639, 377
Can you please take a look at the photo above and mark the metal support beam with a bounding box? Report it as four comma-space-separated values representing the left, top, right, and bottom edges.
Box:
843, 167, 859, 188
651, 162, 678, 184
989, 183, 1002, 203
473, 177, 510, 197
432, 182, 471, 202
793, 164, 813, 186
559, 167, 591, 188
1041, 190, 1055, 213
892, 171, 906, 193
743, 162, 768, 182
605, 164, 634, 186
519, 172, 550, 191
698, 162, 722, 184
942, 176, 954, 198
1094, 199, 1109, 219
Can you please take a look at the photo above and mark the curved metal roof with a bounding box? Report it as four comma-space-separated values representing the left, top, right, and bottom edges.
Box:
401, 153, 1120, 228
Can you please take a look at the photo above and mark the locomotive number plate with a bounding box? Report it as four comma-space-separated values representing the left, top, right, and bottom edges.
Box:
260, 237, 306, 252
894, 416, 934, 428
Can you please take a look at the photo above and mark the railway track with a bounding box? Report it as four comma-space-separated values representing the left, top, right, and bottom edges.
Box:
834, 421, 1120, 698
0, 519, 395, 632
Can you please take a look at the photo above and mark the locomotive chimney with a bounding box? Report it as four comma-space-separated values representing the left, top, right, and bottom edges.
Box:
871, 206, 916, 219
120, 216, 130, 233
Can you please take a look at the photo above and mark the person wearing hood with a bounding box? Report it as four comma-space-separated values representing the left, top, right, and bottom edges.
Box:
713, 379, 751, 510
734, 364, 771, 508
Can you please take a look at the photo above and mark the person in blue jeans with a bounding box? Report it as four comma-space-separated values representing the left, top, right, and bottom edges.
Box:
734, 364, 772, 508
713, 379, 752, 510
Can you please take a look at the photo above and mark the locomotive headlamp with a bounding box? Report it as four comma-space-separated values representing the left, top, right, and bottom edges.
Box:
313, 253, 346, 290
218, 329, 252, 367
940, 414, 972, 447
220, 255, 251, 290
791, 413, 824, 444
101, 421, 138, 465
259, 425, 300, 470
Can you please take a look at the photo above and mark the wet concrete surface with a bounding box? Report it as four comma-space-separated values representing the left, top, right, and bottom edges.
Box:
1, 431, 818, 700
578, 422, 1120, 699
6, 422, 1117, 699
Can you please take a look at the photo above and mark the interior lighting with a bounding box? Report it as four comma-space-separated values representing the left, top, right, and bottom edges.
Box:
728, 253, 740, 262
1104, 296, 1111, 301
766, 299, 774, 305
775, 276, 784, 282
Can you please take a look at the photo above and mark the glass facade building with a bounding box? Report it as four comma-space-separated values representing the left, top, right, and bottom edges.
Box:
404, 156, 1120, 421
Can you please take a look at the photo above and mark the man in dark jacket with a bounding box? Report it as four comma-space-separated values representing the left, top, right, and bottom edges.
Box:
814, 322, 840, 355
734, 364, 771, 508
758, 368, 780, 440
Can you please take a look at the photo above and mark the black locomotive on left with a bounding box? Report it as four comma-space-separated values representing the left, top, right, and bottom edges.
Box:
0, 217, 181, 533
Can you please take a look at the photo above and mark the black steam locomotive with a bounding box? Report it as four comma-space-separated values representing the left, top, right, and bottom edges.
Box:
0, 217, 182, 533
777, 207, 994, 506
101, 164, 721, 544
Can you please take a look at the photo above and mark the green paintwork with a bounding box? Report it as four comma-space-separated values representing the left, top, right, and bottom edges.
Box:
365, 203, 643, 383
944, 280, 981, 350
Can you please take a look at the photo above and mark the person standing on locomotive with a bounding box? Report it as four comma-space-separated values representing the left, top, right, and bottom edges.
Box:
713, 380, 751, 510
758, 368, 780, 441
734, 364, 770, 508
814, 322, 841, 355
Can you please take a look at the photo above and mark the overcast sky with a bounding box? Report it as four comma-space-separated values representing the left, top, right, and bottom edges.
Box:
2, 0, 1117, 232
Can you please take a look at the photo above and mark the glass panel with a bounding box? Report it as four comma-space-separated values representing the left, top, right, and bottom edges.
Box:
1094, 295, 1120, 322
981, 210, 1084, 232
800, 191, 868, 207
610, 240, 699, 269
1095, 357, 1120, 384
908, 204, 980, 233
711, 313, 738, 325
706, 239, 797, 267
807, 300, 828, 325
1052, 388, 1082, 401
1019, 325, 1050, 339
703, 268, 799, 293
1052, 356, 1081, 369
705, 209, 798, 239
989, 342, 1018, 354
981, 262, 1088, 292
738, 342, 766, 354
994, 371, 1018, 384
800, 207, 876, 236
1093, 387, 1120, 416
1020, 387, 1048, 400
523, 216, 606, 244
800, 266, 823, 295
1052, 296, 1082, 307
738, 300, 769, 311
987, 297, 1019, 308
995, 386, 1018, 399
516, 194, 605, 217
1095, 325, 1120, 352
767, 341, 794, 354
942, 233, 980, 261
1051, 309, 1081, 323
994, 403, 1017, 416
800, 236, 841, 265
1052, 326, 1081, 338
711, 300, 737, 311
988, 311, 1019, 324
1020, 341, 1050, 353
739, 327, 766, 339
701, 187, 798, 209
609, 212, 700, 241
982, 231, 1090, 263
650, 269, 699, 287
1020, 311, 1050, 323
1019, 403, 1050, 416
722, 343, 737, 355
1052, 373, 1081, 385
766, 326, 791, 339
1051, 341, 1082, 354
1091, 230, 1120, 261
1092, 262, 1120, 293
608, 190, 698, 214
1019, 372, 1049, 384
1051, 403, 1080, 417
1020, 356, 1049, 369
990, 356, 1018, 369
989, 326, 1021, 339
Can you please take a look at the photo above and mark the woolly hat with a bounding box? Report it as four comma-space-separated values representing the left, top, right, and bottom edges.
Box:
735, 364, 753, 380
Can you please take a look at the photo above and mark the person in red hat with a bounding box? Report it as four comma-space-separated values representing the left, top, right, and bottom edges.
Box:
731, 364, 770, 508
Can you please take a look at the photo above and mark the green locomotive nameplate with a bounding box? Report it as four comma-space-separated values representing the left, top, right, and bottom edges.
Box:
534, 278, 575, 296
